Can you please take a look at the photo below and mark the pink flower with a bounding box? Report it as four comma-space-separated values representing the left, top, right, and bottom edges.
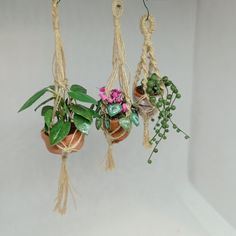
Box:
99, 93, 108, 101
111, 91, 119, 99
116, 98, 123, 103
99, 87, 105, 93
122, 103, 128, 113
107, 98, 113, 104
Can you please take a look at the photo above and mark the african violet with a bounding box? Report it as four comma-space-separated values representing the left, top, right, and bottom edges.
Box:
18, 84, 98, 145
137, 73, 190, 164
95, 87, 139, 132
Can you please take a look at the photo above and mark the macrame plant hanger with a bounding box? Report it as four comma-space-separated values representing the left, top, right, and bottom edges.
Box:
51, 0, 76, 215
103, 0, 132, 170
133, 12, 162, 148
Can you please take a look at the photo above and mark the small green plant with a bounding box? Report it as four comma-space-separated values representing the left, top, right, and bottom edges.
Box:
18, 84, 98, 145
138, 73, 190, 164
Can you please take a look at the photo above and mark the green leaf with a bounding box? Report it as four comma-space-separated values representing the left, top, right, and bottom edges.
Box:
107, 104, 122, 117
49, 120, 71, 145
68, 91, 97, 104
44, 108, 53, 128
119, 117, 131, 131
70, 84, 87, 94
70, 104, 93, 123
34, 97, 54, 112
74, 114, 91, 135
104, 117, 110, 129
41, 105, 54, 116
130, 112, 139, 127
18, 87, 49, 112
95, 118, 102, 130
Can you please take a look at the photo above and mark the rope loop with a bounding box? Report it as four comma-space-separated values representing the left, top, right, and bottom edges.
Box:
140, 15, 155, 40
112, 0, 123, 18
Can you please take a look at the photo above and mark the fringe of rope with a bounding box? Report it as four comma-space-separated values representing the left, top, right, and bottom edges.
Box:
54, 153, 70, 215
133, 15, 161, 148
103, 0, 131, 170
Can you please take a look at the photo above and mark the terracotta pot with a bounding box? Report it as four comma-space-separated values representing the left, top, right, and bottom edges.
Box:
133, 87, 157, 117
41, 130, 85, 155
107, 119, 129, 144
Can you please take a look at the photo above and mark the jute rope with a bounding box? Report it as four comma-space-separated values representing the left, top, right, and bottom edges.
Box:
51, 0, 75, 215
103, 0, 131, 170
133, 15, 161, 148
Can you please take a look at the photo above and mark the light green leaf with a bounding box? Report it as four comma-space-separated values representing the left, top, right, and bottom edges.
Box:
49, 120, 71, 145
130, 112, 139, 126
68, 91, 97, 104
119, 117, 131, 131
107, 104, 122, 117
18, 87, 49, 112
74, 114, 91, 135
70, 84, 87, 94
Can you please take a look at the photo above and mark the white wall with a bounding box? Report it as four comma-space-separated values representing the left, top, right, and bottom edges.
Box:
0, 0, 197, 235
189, 0, 236, 229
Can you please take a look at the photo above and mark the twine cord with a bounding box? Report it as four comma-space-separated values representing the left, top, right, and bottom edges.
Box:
51, 0, 78, 215
133, 15, 160, 148
103, 0, 131, 170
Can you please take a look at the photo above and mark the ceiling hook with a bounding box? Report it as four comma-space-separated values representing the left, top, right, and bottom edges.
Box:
142, 0, 150, 21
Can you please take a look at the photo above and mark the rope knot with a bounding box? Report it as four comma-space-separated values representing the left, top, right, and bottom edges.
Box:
112, 0, 123, 18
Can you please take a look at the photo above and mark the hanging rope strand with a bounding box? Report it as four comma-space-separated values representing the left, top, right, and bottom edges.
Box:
133, 15, 161, 148
52, 0, 68, 121
103, 0, 131, 170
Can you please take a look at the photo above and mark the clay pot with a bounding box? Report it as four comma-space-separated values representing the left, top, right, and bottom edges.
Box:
133, 87, 157, 117
107, 119, 129, 144
41, 130, 85, 155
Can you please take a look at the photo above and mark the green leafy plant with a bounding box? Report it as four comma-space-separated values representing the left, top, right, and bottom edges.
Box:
18, 84, 98, 145
137, 73, 190, 164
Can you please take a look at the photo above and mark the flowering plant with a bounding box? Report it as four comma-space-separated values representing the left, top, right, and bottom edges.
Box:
95, 87, 139, 131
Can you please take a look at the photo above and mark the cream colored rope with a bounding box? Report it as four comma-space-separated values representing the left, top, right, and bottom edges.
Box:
105, 0, 131, 110
103, 0, 131, 170
133, 15, 161, 148
51, 0, 74, 215
52, 0, 68, 122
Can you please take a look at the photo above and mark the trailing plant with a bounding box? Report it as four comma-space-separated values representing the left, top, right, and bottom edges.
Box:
18, 84, 98, 145
137, 73, 190, 164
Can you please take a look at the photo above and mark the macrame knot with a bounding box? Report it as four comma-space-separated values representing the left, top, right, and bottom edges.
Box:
55, 78, 68, 90
112, 0, 123, 18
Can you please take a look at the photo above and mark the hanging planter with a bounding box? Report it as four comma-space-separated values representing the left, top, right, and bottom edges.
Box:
95, 0, 139, 170
18, 0, 97, 214
133, 15, 189, 163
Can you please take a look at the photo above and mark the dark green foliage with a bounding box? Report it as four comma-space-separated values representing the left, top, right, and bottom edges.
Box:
18, 84, 98, 145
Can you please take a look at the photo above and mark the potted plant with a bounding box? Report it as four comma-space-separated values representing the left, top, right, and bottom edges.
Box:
96, 0, 139, 170
133, 15, 189, 163
134, 73, 190, 164
18, 84, 97, 154
95, 87, 139, 143
18, 0, 99, 215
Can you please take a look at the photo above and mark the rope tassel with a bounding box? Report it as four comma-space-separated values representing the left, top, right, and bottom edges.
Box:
54, 153, 70, 215
105, 143, 115, 171
143, 118, 152, 148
